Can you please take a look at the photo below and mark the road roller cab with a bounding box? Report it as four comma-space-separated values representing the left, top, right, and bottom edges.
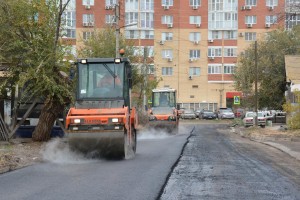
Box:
148, 88, 179, 133
65, 58, 137, 159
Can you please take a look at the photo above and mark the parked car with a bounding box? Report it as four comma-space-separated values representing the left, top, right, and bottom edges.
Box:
178, 108, 185, 117
199, 110, 217, 120
242, 112, 266, 128
180, 109, 196, 119
234, 108, 245, 118
217, 109, 235, 119
194, 109, 202, 118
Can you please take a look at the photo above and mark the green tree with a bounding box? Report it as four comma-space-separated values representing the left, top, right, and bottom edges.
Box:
234, 26, 300, 110
283, 90, 300, 129
0, 0, 73, 141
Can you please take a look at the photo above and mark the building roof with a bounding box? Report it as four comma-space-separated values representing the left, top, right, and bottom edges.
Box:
285, 55, 300, 84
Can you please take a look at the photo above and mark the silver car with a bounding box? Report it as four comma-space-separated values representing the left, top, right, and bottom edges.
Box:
180, 109, 196, 119
218, 110, 235, 119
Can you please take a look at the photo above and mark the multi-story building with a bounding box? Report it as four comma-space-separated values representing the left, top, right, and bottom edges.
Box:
63, 0, 296, 110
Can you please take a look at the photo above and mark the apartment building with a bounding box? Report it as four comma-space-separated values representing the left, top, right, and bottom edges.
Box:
63, 0, 296, 110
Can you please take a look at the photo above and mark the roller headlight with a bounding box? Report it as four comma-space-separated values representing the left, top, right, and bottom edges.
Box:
73, 119, 81, 124
109, 118, 123, 123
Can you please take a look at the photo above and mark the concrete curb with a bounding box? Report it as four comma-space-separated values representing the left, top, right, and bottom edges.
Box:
232, 126, 300, 162
261, 141, 300, 161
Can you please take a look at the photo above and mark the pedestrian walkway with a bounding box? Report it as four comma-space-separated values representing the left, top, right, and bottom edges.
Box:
235, 125, 300, 162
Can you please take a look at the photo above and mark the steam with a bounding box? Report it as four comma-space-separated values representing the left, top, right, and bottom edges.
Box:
137, 128, 171, 140
41, 138, 94, 164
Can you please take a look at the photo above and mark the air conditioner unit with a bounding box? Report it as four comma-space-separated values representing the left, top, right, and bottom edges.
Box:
245, 5, 252, 10
168, 58, 173, 62
268, 6, 274, 11
196, 23, 201, 28
208, 39, 214, 43
241, 6, 246, 10
88, 22, 94, 27
208, 56, 215, 60
83, 22, 89, 27
192, 5, 198, 10
159, 40, 164, 45
265, 23, 271, 28
163, 5, 170, 10
85, 5, 91, 10
105, 6, 110, 10
167, 23, 173, 28
189, 58, 194, 62
189, 76, 192, 80
246, 23, 253, 28
194, 41, 199, 45
239, 32, 244, 37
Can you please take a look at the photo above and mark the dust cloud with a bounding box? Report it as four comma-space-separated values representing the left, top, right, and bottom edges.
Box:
137, 125, 191, 140
41, 138, 95, 164
137, 128, 171, 140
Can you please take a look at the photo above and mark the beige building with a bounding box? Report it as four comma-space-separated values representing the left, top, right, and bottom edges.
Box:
62, 0, 294, 110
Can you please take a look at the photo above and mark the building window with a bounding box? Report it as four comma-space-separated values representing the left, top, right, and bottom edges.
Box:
162, 67, 173, 76
162, 0, 173, 6
245, 32, 256, 41
146, 46, 154, 57
245, 16, 257, 24
266, 0, 278, 6
208, 0, 224, 11
147, 64, 155, 74
190, 95, 195, 98
140, 0, 154, 10
125, 30, 139, 39
265, 15, 278, 24
162, 32, 173, 41
192, 85, 199, 88
66, 29, 76, 38
83, 0, 94, 6
245, 0, 257, 6
161, 15, 173, 24
224, 64, 236, 74
208, 65, 222, 74
83, 31, 93, 40
286, 14, 300, 30
105, 0, 116, 6
208, 31, 222, 39
224, 47, 237, 57
189, 16, 201, 24
125, 0, 138, 10
141, 30, 154, 39
189, 32, 201, 42
190, 0, 201, 6
208, 47, 222, 57
189, 50, 200, 59
162, 49, 173, 59
106, 15, 115, 24
189, 67, 201, 76
223, 31, 237, 39
141, 13, 154, 28
125, 12, 138, 25
83, 14, 94, 23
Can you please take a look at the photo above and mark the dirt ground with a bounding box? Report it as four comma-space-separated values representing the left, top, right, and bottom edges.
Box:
0, 139, 43, 174
0, 123, 299, 174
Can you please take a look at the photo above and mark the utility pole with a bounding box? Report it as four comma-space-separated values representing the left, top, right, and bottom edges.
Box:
115, 0, 120, 58
254, 40, 258, 126
143, 47, 148, 110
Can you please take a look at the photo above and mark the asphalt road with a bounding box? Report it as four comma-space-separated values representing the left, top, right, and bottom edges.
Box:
1, 122, 300, 200
160, 123, 300, 200
0, 127, 191, 200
